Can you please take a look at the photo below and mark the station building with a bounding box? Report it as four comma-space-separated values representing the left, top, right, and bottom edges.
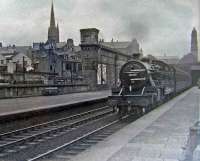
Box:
80, 28, 142, 90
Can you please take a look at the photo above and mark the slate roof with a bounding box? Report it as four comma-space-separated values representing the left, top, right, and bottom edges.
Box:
14, 46, 31, 54
56, 42, 67, 49
101, 39, 140, 55
0, 48, 16, 54
101, 41, 131, 49
157, 55, 180, 65
0, 46, 30, 55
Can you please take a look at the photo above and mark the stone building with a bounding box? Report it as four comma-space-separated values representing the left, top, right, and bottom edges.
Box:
56, 39, 82, 81
0, 54, 6, 72
80, 28, 135, 90
0, 46, 36, 84
178, 27, 200, 85
30, 2, 82, 84
33, 47, 62, 74
0, 1, 141, 88
31, 40, 82, 84
0, 46, 32, 74
179, 28, 198, 65
10, 53, 32, 73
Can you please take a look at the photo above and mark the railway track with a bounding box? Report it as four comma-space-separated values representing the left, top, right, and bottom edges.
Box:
0, 102, 157, 161
25, 99, 173, 161
0, 106, 114, 160
28, 115, 133, 161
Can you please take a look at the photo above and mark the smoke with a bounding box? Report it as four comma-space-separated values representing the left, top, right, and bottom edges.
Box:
98, 0, 151, 42
117, 19, 150, 42
106, 0, 193, 56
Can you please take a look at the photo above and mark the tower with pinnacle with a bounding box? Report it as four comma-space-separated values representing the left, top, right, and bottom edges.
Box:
48, 1, 59, 43
191, 27, 198, 63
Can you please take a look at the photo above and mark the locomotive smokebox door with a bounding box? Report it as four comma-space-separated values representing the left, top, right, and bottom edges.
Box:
119, 61, 148, 90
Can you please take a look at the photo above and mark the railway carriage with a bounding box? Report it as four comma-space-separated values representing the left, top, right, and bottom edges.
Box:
109, 58, 191, 117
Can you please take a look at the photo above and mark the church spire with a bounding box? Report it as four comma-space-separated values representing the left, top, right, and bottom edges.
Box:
57, 23, 59, 31
48, 0, 59, 43
50, 1, 55, 27
191, 27, 198, 63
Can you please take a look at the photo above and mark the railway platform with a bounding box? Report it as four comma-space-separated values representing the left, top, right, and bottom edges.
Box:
0, 90, 110, 117
71, 87, 199, 161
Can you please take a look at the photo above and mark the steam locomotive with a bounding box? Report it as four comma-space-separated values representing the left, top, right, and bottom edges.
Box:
109, 57, 191, 117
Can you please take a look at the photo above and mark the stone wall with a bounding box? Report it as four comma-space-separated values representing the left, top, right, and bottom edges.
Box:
0, 84, 89, 99
81, 44, 131, 90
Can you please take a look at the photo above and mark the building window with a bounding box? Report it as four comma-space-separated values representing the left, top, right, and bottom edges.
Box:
78, 63, 82, 71
24, 61, 27, 66
34, 63, 38, 70
65, 63, 71, 70
65, 55, 69, 60
72, 63, 76, 73
6, 59, 9, 63
50, 65, 53, 71
1, 60, 4, 65
71, 56, 75, 60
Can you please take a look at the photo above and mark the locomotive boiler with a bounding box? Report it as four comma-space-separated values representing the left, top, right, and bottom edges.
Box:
109, 58, 191, 117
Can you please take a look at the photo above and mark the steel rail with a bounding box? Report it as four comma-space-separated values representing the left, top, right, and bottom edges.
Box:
28, 120, 119, 161
0, 106, 109, 139
0, 107, 113, 152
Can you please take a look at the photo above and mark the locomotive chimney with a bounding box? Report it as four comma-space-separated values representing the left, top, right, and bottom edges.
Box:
132, 53, 142, 60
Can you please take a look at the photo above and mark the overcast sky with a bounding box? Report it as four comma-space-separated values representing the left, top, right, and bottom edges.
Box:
0, 0, 198, 57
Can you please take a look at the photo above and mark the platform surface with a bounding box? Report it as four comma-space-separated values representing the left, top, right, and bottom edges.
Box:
72, 87, 199, 161
0, 90, 110, 116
